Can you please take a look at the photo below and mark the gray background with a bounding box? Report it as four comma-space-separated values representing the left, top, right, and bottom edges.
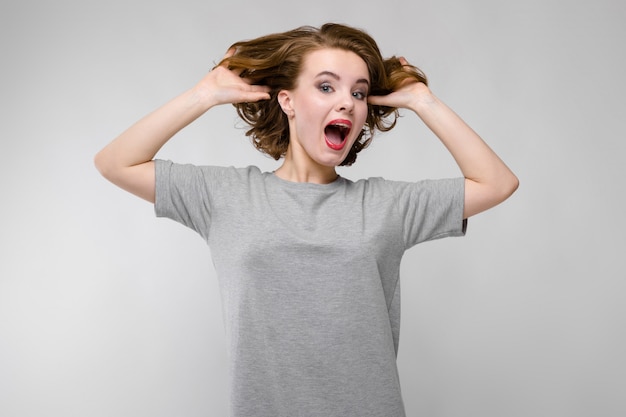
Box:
1, 0, 624, 416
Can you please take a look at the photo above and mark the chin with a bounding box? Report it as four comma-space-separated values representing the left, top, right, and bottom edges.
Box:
318, 150, 351, 167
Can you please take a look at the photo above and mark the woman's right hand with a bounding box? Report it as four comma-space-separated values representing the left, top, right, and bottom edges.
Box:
95, 49, 271, 204
193, 49, 271, 108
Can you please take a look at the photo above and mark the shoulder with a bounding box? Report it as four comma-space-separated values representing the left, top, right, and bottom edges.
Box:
155, 161, 270, 201
349, 175, 452, 192
349, 176, 465, 209
155, 160, 264, 182
358, 176, 464, 193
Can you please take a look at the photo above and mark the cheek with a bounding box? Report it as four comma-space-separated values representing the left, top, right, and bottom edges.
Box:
355, 104, 369, 130
297, 98, 326, 125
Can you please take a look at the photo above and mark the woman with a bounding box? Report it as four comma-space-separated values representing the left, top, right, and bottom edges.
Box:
95, 23, 518, 417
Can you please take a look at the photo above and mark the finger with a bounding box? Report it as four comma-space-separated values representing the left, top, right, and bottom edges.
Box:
368, 91, 406, 107
214, 48, 239, 73
367, 95, 389, 106
247, 83, 271, 94
253, 86, 272, 101
236, 89, 271, 103
223, 47, 237, 60
250, 92, 272, 102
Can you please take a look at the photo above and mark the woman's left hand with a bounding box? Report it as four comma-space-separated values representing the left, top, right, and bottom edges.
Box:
370, 58, 519, 219
367, 57, 433, 112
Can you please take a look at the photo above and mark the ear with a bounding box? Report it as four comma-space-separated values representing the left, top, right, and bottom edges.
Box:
277, 90, 294, 116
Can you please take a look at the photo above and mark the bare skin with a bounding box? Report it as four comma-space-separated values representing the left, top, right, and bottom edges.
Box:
275, 49, 370, 184
94, 49, 271, 203
368, 57, 519, 217
95, 50, 518, 219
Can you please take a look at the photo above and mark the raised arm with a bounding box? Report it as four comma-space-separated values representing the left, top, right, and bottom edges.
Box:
368, 61, 519, 219
94, 51, 271, 203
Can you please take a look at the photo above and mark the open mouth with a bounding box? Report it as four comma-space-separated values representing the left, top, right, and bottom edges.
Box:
324, 119, 352, 151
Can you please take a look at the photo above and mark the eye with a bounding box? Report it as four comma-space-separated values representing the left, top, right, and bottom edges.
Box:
352, 90, 367, 100
318, 82, 334, 93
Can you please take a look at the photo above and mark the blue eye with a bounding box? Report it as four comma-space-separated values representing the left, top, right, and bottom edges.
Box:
352, 91, 366, 100
319, 83, 333, 93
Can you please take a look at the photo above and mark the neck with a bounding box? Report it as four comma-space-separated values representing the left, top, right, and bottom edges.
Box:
274, 155, 339, 184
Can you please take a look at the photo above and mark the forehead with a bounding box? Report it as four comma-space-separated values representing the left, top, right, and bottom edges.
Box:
300, 48, 370, 82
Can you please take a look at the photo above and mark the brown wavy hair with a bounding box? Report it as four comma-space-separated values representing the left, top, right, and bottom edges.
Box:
217, 23, 427, 166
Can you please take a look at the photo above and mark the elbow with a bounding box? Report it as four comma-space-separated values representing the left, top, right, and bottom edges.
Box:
93, 150, 108, 178
464, 171, 519, 218
93, 148, 117, 182
506, 172, 520, 197
496, 171, 519, 204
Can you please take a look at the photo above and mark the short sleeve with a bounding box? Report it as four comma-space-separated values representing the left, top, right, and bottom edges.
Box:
154, 159, 218, 241
390, 177, 467, 249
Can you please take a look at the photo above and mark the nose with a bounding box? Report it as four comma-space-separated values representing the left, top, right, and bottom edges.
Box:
337, 90, 355, 113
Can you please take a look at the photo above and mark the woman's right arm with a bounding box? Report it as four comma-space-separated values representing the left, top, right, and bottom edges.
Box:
94, 52, 271, 203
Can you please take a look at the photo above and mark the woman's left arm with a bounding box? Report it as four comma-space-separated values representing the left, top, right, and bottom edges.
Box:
369, 68, 519, 219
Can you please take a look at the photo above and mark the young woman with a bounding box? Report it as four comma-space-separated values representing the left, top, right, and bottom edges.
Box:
95, 23, 518, 417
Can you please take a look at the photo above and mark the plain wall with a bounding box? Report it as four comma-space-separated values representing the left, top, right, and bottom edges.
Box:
1, 0, 625, 416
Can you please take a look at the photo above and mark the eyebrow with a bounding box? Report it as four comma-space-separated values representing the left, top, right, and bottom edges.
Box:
315, 71, 370, 86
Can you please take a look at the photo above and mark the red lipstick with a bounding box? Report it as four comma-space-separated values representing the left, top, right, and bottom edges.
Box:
324, 119, 352, 151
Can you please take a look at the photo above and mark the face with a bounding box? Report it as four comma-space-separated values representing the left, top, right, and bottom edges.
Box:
279, 48, 370, 170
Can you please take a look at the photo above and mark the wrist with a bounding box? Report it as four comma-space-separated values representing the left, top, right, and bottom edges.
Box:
185, 85, 219, 113
409, 87, 438, 115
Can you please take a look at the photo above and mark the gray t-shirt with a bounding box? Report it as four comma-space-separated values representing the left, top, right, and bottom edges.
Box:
155, 160, 466, 417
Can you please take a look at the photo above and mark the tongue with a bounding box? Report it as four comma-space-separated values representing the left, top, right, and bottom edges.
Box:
325, 126, 344, 145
